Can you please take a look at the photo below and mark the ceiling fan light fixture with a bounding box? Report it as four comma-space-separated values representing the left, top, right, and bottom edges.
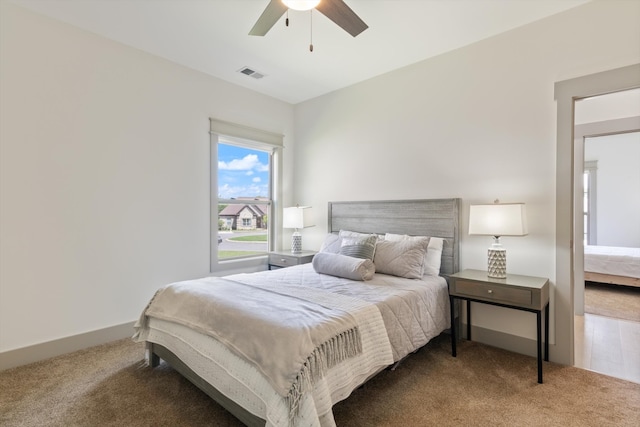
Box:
282, 0, 320, 11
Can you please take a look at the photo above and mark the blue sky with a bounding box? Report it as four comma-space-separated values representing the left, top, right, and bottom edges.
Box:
218, 143, 270, 199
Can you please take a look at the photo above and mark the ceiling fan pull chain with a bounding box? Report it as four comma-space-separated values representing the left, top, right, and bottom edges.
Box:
309, 9, 314, 52
286, 10, 289, 27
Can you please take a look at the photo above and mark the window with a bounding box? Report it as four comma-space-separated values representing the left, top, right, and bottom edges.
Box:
218, 142, 271, 261
210, 119, 283, 271
583, 160, 597, 245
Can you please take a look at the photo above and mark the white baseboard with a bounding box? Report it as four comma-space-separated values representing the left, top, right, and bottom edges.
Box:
1, 322, 544, 372
461, 323, 540, 358
0, 321, 135, 371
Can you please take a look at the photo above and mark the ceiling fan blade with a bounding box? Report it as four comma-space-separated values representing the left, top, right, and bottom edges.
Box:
249, 0, 288, 36
316, 0, 368, 37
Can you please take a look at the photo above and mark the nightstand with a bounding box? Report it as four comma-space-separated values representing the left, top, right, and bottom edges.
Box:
268, 250, 316, 270
448, 269, 550, 383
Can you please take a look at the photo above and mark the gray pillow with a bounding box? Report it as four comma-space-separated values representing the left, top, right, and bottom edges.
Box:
319, 233, 342, 254
373, 238, 429, 279
312, 252, 375, 281
385, 233, 443, 276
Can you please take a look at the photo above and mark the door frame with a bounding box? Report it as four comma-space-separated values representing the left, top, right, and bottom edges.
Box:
554, 63, 640, 365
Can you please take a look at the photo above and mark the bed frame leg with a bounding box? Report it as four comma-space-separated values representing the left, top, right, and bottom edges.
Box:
147, 342, 160, 367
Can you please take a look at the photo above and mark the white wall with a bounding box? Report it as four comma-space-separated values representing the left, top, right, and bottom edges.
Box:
585, 132, 640, 247
575, 88, 640, 125
293, 1, 640, 358
0, 3, 295, 353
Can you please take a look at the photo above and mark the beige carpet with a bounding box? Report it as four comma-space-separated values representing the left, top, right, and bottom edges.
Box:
585, 281, 640, 323
1, 334, 639, 427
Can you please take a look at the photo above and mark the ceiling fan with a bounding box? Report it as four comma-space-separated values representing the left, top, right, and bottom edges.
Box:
249, 0, 368, 38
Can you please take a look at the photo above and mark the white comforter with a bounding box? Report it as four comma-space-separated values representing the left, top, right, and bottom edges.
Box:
236, 265, 451, 361
136, 264, 450, 427
585, 245, 640, 279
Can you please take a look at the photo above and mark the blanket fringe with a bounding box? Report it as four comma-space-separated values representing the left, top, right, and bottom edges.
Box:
287, 327, 362, 422
132, 288, 163, 341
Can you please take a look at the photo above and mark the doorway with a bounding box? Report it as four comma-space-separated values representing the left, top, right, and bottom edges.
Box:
572, 90, 640, 383
554, 63, 640, 368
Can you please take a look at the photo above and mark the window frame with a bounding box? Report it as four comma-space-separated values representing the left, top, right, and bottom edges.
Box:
583, 160, 598, 245
209, 118, 283, 273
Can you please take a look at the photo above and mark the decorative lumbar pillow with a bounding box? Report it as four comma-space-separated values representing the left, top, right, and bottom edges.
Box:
312, 252, 375, 281
373, 238, 429, 279
319, 233, 342, 254
339, 234, 378, 261
385, 233, 443, 276
320, 231, 380, 255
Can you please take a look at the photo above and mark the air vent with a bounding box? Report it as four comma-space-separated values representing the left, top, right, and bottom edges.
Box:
237, 66, 266, 80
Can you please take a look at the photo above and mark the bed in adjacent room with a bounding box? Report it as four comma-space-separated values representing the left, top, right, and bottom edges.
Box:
584, 245, 640, 288
133, 198, 460, 427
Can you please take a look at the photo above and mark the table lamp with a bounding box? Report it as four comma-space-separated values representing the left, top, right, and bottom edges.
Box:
283, 206, 313, 254
468, 202, 528, 278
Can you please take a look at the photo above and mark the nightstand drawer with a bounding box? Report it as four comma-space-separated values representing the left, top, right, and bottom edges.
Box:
268, 253, 299, 268
454, 280, 532, 306
268, 251, 316, 270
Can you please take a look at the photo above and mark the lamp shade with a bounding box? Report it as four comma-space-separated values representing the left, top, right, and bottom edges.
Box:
469, 203, 528, 237
283, 206, 313, 229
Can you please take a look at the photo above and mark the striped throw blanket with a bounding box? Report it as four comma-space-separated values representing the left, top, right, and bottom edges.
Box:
134, 277, 362, 419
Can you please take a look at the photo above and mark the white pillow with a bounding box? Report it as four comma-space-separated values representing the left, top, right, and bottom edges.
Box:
312, 252, 375, 281
373, 238, 428, 279
385, 233, 444, 276
424, 237, 444, 276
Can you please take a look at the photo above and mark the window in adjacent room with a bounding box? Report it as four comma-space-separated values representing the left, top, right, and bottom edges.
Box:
210, 119, 283, 272
583, 160, 597, 245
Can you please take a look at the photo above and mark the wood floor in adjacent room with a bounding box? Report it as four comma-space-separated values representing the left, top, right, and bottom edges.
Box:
575, 313, 640, 384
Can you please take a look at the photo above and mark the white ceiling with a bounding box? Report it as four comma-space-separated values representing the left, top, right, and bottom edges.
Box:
10, 0, 591, 104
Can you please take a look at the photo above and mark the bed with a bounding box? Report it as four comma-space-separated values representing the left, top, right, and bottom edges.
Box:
584, 245, 640, 288
133, 198, 460, 426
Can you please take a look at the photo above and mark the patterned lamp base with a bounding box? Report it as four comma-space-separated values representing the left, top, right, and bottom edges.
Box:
291, 232, 302, 254
487, 247, 507, 278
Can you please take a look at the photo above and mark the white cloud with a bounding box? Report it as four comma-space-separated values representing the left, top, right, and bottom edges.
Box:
218, 182, 268, 199
219, 154, 267, 172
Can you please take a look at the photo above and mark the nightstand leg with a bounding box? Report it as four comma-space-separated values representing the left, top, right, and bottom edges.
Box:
537, 310, 543, 384
450, 295, 457, 357
544, 303, 549, 361
466, 300, 471, 340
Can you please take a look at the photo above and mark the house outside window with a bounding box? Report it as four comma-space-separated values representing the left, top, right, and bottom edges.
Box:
219, 202, 268, 231
210, 119, 283, 272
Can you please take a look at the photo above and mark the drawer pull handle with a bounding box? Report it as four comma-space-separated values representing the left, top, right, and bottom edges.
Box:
488, 289, 494, 294
281, 259, 287, 262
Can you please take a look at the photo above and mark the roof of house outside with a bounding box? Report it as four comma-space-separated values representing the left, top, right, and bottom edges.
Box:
219, 203, 267, 216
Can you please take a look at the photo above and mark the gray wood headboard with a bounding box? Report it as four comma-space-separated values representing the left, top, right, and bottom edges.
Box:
327, 198, 460, 276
